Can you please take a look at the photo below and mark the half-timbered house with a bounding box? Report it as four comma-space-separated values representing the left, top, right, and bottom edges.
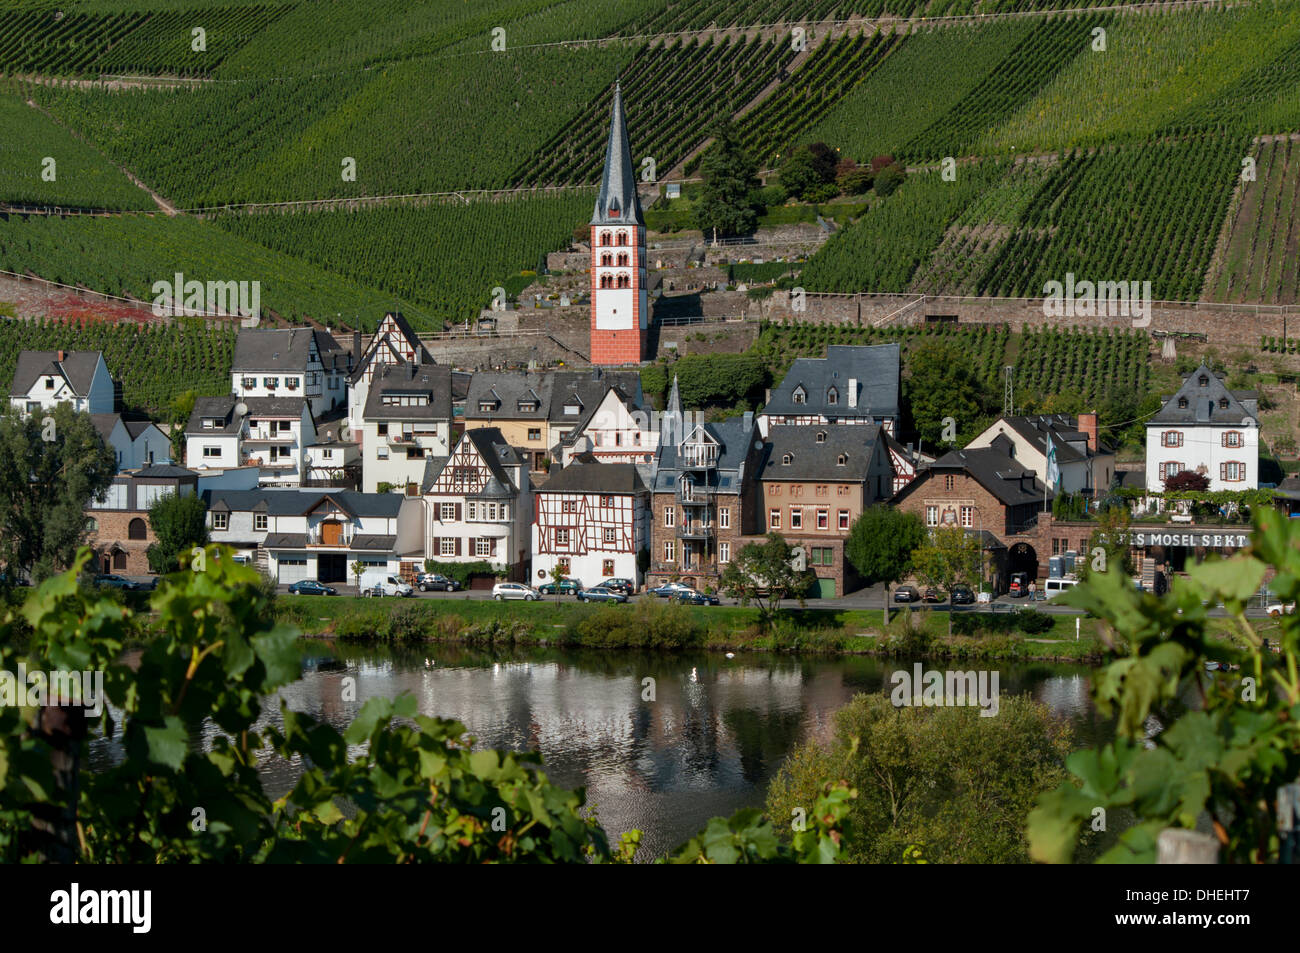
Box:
346, 312, 432, 448
532, 458, 649, 589
422, 427, 532, 581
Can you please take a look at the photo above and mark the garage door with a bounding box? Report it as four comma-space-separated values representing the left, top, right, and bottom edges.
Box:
277, 557, 311, 585
816, 578, 836, 599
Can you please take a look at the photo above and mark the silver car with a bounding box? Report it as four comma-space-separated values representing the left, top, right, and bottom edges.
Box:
492, 582, 540, 601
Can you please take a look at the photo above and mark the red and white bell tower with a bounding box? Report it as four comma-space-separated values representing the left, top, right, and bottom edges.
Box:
589, 82, 648, 366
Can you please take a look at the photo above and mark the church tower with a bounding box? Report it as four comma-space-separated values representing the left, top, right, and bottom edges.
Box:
589, 83, 647, 366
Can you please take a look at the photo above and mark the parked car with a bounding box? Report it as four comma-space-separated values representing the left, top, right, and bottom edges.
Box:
93, 573, 139, 591
1266, 601, 1297, 618
674, 588, 719, 606
950, 585, 976, 605
1008, 573, 1031, 598
136, 577, 161, 592
922, 587, 944, 604
360, 571, 414, 597
893, 585, 920, 603
416, 573, 461, 592
288, 579, 337, 596
598, 578, 636, 596
577, 586, 628, 604
493, 582, 540, 601
648, 582, 695, 599
539, 578, 583, 596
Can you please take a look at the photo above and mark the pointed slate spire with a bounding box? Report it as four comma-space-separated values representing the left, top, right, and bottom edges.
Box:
660, 374, 682, 446
591, 82, 643, 226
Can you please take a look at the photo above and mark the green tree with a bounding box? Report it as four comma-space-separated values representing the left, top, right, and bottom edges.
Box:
845, 506, 926, 625
719, 533, 816, 624
146, 490, 209, 574
695, 117, 760, 240
766, 693, 1072, 863
902, 339, 993, 448
778, 146, 823, 201
910, 527, 982, 636
873, 162, 906, 196
0, 405, 116, 582
351, 559, 365, 596
1029, 509, 1300, 863
168, 390, 196, 464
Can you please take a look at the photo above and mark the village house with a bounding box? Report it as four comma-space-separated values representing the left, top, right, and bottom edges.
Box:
184, 395, 316, 485
759, 425, 895, 597
966, 413, 1114, 496
547, 368, 642, 456
558, 383, 657, 466
1145, 363, 1260, 493
757, 343, 900, 438
360, 362, 453, 493
462, 371, 553, 471
646, 411, 765, 592
204, 487, 423, 584
421, 427, 532, 582
346, 311, 432, 449
892, 446, 1055, 593
531, 458, 650, 589
90, 413, 172, 471
9, 349, 115, 416
86, 465, 200, 575
303, 410, 361, 489
231, 328, 350, 418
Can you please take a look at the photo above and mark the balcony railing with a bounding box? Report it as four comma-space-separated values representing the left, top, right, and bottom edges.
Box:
677, 521, 714, 539
680, 443, 718, 469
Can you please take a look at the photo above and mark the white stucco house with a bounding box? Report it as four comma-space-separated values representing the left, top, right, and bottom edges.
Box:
9, 350, 115, 416
360, 362, 453, 493
185, 395, 316, 485
1145, 364, 1259, 493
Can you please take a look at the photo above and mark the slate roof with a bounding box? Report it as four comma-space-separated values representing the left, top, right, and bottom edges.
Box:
550, 368, 642, 426
133, 465, 196, 480
465, 371, 554, 420
185, 396, 241, 436
10, 350, 104, 397
421, 427, 521, 498
232, 329, 347, 374
652, 414, 759, 495
308, 408, 354, 447
90, 413, 123, 444
762, 344, 900, 420
205, 488, 405, 518
761, 425, 882, 482
591, 83, 643, 227
538, 461, 647, 495
242, 396, 310, 418
986, 414, 1098, 464
362, 362, 452, 422
1150, 364, 1259, 426
919, 447, 1052, 507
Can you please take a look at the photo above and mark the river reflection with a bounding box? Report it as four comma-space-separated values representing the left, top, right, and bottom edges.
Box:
90, 644, 1111, 861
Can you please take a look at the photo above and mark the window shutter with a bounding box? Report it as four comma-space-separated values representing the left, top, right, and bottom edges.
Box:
491, 538, 497, 556
454, 503, 462, 521
455, 537, 462, 556
1220, 462, 1227, 480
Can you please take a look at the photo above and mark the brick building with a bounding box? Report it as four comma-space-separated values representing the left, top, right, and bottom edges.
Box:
759, 424, 895, 597
86, 466, 200, 574
892, 447, 1054, 592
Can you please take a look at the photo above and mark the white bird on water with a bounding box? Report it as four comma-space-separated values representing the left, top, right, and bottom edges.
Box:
425, 658, 434, 668
689, 667, 698, 683
725, 652, 735, 659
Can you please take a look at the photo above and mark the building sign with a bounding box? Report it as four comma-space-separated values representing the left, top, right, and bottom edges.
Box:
1132, 531, 1251, 549
939, 505, 958, 526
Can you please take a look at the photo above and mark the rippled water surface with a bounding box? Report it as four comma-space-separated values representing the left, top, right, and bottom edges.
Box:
93, 644, 1111, 860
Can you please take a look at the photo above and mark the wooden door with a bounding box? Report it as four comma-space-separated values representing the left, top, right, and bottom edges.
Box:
321, 520, 343, 545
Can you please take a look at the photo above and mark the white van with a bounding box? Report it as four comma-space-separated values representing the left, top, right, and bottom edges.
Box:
359, 570, 414, 597
1043, 577, 1078, 597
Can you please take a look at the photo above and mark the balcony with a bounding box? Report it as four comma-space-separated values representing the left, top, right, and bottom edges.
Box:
385, 431, 415, 446
680, 443, 718, 470
677, 521, 714, 539
677, 480, 713, 504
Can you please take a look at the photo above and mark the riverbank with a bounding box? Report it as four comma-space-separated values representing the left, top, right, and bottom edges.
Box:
273, 594, 1111, 662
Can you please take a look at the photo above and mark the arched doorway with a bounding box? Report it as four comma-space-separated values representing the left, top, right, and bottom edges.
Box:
1008, 542, 1038, 585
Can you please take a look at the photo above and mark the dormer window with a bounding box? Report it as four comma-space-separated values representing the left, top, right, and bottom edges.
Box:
792, 386, 806, 405
1218, 397, 1228, 409
837, 454, 847, 466
1177, 397, 1188, 409
609, 199, 621, 219
782, 453, 793, 465
478, 400, 496, 413
815, 431, 826, 443
826, 387, 838, 406
1198, 375, 1208, 387
565, 402, 581, 415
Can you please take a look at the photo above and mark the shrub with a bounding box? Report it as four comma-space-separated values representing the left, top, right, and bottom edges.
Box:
1015, 608, 1054, 635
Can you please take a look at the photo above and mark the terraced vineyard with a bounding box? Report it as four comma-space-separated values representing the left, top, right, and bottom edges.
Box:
1205, 137, 1300, 305
211, 192, 595, 327
0, 213, 435, 329
735, 29, 902, 166
1012, 326, 1150, 406
0, 93, 153, 210
517, 36, 795, 187
0, 316, 236, 415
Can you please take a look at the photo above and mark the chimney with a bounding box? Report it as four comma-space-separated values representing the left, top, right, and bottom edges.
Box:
1078, 412, 1098, 453
743, 410, 753, 432
352, 329, 361, 363
56, 350, 65, 362
848, 378, 858, 408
